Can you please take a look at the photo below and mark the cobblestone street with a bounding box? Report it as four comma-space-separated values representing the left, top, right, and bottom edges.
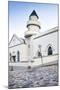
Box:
8, 64, 58, 89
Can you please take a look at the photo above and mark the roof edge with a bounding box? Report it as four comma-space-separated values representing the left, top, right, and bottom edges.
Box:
34, 26, 58, 39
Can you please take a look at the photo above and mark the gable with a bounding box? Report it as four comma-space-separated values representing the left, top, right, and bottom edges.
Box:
9, 34, 24, 47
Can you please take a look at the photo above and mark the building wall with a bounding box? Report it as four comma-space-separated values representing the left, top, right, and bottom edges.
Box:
9, 54, 58, 67
30, 30, 58, 59
9, 29, 59, 67
9, 44, 28, 62
31, 54, 58, 67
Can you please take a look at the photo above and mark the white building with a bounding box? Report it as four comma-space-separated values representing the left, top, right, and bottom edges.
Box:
9, 10, 59, 68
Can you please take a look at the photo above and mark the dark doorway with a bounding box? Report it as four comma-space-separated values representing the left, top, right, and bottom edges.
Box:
12, 56, 16, 62
17, 51, 20, 62
48, 46, 52, 55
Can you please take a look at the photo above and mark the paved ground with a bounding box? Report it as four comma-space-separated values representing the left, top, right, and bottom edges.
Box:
8, 64, 58, 89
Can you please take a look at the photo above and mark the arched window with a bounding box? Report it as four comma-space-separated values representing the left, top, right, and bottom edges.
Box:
17, 51, 20, 62
48, 46, 52, 55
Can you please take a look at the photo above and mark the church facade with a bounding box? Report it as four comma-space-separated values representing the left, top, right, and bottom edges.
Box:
9, 10, 59, 68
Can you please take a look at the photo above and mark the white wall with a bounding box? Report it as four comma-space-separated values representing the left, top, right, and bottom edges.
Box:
32, 54, 58, 67
31, 31, 58, 59
9, 44, 28, 62
9, 30, 58, 67
9, 54, 58, 67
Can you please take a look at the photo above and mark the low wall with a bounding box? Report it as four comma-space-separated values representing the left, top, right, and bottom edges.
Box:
32, 54, 58, 67
9, 54, 58, 68
9, 62, 28, 67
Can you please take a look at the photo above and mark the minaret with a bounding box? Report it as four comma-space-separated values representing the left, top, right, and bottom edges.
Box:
24, 10, 41, 65
25, 10, 41, 38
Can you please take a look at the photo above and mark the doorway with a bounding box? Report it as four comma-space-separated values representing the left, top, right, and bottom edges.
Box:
12, 56, 16, 62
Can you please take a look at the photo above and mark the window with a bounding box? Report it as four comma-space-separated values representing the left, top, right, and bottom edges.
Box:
48, 46, 52, 55
9, 53, 11, 61
38, 45, 42, 57
17, 51, 20, 62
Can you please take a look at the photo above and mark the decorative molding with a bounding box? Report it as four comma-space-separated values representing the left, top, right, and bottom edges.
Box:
27, 24, 40, 28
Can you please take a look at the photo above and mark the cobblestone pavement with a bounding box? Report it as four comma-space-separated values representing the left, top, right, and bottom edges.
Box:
8, 64, 58, 89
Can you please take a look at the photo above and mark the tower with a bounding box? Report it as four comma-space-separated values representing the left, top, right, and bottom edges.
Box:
24, 10, 41, 65
25, 10, 41, 38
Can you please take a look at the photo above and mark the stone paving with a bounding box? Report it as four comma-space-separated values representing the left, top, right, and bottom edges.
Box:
8, 64, 58, 89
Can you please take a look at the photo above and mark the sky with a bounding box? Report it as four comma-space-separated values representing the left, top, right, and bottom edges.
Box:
8, 1, 58, 41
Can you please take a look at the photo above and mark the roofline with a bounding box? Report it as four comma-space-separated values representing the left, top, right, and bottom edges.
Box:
34, 26, 58, 39
9, 34, 24, 45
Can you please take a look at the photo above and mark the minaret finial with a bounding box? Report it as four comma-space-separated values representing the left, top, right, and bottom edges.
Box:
29, 10, 39, 19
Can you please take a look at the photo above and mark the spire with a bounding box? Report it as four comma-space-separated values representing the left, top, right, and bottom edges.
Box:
29, 10, 39, 19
